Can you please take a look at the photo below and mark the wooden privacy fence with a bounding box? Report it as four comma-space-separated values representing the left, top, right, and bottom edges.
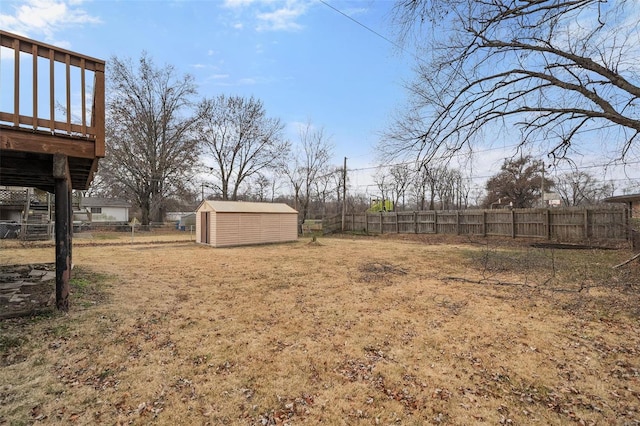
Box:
324, 207, 630, 241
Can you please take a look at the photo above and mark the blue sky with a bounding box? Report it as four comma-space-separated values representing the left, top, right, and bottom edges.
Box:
1, 0, 412, 184
2, 0, 639, 197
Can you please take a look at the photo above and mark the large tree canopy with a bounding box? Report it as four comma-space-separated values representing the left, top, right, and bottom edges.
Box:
99, 54, 200, 225
386, 0, 640, 163
485, 156, 554, 208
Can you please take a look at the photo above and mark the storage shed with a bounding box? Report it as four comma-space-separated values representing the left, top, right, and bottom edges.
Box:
196, 200, 298, 247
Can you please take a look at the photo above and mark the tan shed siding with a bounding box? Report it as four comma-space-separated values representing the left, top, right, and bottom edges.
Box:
215, 213, 240, 247
209, 212, 298, 247
239, 213, 263, 245
195, 210, 201, 243
261, 214, 281, 242
281, 213, 299, 241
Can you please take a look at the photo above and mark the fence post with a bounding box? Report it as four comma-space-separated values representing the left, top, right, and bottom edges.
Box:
414, 211, 418, 234
395, 212, 399, 234
365, 213, 369, 234
545, 209, 551, 239
511, 209, 516, 238
380, 212, 383, 234
434, 211, 438, 234
456, 210, 460, 235
625, 208, 629, 241
482, 210, 487, 237
584, 208, 589, 239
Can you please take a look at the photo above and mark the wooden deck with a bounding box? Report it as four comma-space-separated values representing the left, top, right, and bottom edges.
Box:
0, 30, 105, 193
0, 30, 105, 311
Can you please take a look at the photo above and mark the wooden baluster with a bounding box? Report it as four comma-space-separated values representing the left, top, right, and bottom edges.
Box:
65, 54, 71, 133
32, 43, 38, 130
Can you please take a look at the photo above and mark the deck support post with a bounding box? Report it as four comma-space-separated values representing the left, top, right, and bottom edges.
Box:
54, 154, 71, 311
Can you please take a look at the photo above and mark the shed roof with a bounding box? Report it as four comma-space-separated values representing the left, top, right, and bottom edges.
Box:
604, 193, 640, 204
80, 197, 131, 208
199, 200, 297, 214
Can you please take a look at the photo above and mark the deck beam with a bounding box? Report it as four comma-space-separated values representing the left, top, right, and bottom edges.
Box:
53, 154, 72, 311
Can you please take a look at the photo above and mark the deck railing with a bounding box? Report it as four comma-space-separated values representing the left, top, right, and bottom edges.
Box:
0, 30, 105, 157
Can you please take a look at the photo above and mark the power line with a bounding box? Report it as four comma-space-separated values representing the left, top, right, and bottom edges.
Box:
318, 0, 408, 55
348, 158, 640, 183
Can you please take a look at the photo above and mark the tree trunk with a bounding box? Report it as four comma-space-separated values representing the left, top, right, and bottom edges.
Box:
141, 198, 151, 226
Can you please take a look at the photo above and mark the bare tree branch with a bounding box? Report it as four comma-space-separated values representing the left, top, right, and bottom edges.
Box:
197, 95, 289, 201
386, 0, 640, 164
98, 53, 200, 225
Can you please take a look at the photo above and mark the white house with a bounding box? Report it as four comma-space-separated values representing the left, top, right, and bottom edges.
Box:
78, 197, 131, 223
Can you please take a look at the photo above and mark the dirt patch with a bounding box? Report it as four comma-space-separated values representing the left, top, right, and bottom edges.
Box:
0, 264, 55, 319
359, 261, 408, 283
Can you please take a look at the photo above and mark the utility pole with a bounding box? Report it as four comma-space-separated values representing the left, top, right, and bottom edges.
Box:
341, 157, 347, 232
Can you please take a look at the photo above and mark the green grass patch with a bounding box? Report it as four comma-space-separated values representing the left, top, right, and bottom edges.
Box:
46, 324, 70, 338
69, 268, 112, 306
93, 233, 120, 240
71, 276, 91, 289
0, 335, 26, 354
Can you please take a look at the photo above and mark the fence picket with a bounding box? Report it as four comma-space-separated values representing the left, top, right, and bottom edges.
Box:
323, 207, 629, 242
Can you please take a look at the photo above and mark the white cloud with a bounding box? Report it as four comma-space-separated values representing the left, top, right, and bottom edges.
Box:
256, 5, 305, 32
223, 0, 258, 7
0, 0, 101, 44
221, 0, 311, 32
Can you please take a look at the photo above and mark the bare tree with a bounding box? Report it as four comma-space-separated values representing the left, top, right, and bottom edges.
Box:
408, 163, 468, 210
312, 166, 341, 218
409, 165, 428, 210
282, 122, 333, 223
98, 54, 200, 225
434, 167, 468, 210
247, 173, 271, 202
422, 164, 445, 210
373, 168, 392, 211
387, 1, 640, 163
197, 95, 289, 200
388, 164, 413, 210
555, 170, 614, 206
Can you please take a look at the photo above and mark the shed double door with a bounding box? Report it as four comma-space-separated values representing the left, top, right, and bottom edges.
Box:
200, 212, 210, 244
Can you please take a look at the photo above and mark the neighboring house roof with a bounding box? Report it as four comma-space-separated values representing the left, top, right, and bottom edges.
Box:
604, 193, 640, 204
80, 197, 131, 208
198, 200, 297, 214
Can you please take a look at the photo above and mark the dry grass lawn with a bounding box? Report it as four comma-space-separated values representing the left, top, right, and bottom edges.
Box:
1, 233, 639, 425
